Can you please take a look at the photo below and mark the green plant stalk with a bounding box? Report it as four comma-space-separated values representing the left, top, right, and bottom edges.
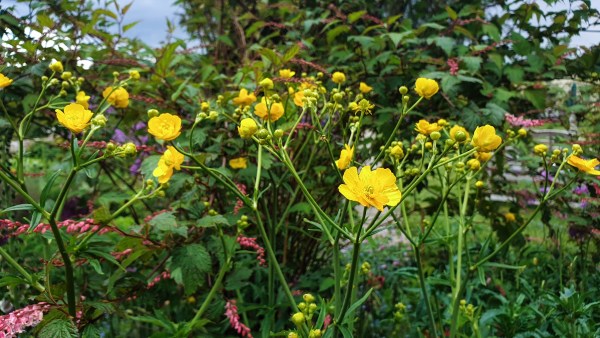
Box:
334, 227, 362, 327
0, 169, 47, 216
450, 175, 471, 337
414, 246, 439, 338
187, 257, 231, 329
0, 245, 45, 292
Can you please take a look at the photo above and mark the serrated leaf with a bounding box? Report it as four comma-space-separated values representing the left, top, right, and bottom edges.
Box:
386, 31, 413, 47
38, 319, 78, 338
82, 324, 101, 338
431, 36, 455, 56
169, 244, 212, 295
482, 23, 501, 41
460, 56, 482, 72
196, 214, 229, 228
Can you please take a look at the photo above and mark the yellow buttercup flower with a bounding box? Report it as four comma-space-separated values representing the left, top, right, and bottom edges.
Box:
0, 74, 13, 89
533, 144, 548, 156
152, 146, 184, 184
449, 125, 470, 142
332, 72, 346, 84
229, 157, 248, 169
238, 118, 258, 139
335, 144, 354, 170
414, 78, 439, 99
279, 69, 295, 79
475, 152, 492, 162
292, 82, 314, 107
254, 98, 284, 122
359, 82, 373, 94
471, 125, 502, 152
55, 103, 93, 134
148, 113, 182, 141
49, 61, 64, 73
76, 91, 90, 109
567, 155, 600, 175
504, 212, 516, 222
233, 88, 257, 107
102, 86, 129, 108
338, 166, 402, 211
415, 120, 443, 135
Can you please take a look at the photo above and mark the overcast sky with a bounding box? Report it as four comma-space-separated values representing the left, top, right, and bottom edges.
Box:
4, 0, 600, 47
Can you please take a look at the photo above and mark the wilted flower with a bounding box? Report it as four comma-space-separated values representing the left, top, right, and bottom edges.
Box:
102, 86, 129, 108
414, 78, 439, 99
471, 125, 502, 152
335, 144, 354, 170
338, 166, 402, 211
153, 146, 184, 183
148, 113, 182, 141
56, 103, 93, 134
232, 88, 257, 107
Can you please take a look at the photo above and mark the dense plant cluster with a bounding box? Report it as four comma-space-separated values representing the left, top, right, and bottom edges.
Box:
0, 0, 599, 337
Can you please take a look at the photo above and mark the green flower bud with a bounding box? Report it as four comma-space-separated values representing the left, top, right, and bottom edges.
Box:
291, 312, 305, 327
430, 131, 441, 140
399, 86, 408, 95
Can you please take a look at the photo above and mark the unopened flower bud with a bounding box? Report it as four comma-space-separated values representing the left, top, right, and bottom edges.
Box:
303, 293, 315, 304
61, 71, 72, 80
59, 89, 67, 97
124, 142, 137, 155
112, 71, 119, 78
475, 180, 484, 188
208, 111, 218, 120
256, 128, 270, 140
291, 312, 305, 326
147, 109, 159, 118
288, 333, 299, 338
518, 128, 527, 137
399, 86, 408, 95
49, 61, 63, 73
333, 93, 343, 102
533, 144, 548, 156
572, 144, 583, 155
259, 78, 274, 90
454, 130, 467, 143
273, 129, 284, 139
430, 131, 441, 140
402, 95, 410, 103
91, 114, 107, 127
129, 70, 140, 80
437, 119, 448, 127
309, 329, 322, 338
106, 142, 116, 152
201, 102, 210, 112
41, 76, 49, 82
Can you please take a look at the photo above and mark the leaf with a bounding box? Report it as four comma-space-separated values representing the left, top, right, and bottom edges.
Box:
482, 23, 501, 42
38, 319, 78, 338
348, 11, 366, 23
343, 288, 374, 322
483, 262, 527, 270
327, 25, 350, 45
141, 155, 161, 180
224, 267, 253, 290
460, 56, 482, 72
82, 324, 101, 338
37, 13, 53, 28
386, 31, 413, 47
169, 244, 212, 295
196, 215, 229, 228
1, 203, 35, 214
430, 36, 455, 56
282, 44, 300, 63
505, 66, 524, 83
446, 6, 458, 20
524, 89, 547, 110
258, 48, 280, 66
40, 170, 62, 207
88, 259, 104, 275
0, 276, 27, 287
28, 211, 42, 232
122, 20, 140, 33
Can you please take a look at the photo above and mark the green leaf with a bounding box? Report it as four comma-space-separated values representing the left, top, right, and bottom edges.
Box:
1, 203, 35, 214
386, 31, 413, 47
123, 20, 139, 33
483, 262, 527, 270
327, 25, 350, 45
282, 44, 300, 63
82, 324, 101, 338
28, 211, 42, 232
40, 169, 62, 207
196, 214, 229, 228
88, 259, 104, 275
38, 319, 78, 338
431, 36, 454, 56
524, 89, 547, 110
505, 66, 524, 83
224, 267, 253, 290
169, 244, 212, 295
482, 23, 501, 42
460, 56, 482, 72
348, 11, 366, 23
258, 48, 280, 67
0, 276, 27, 287
343, 288, 374, 322
171, 77, 192, 101
36, 13, 53, 28
446, 6, 458, 20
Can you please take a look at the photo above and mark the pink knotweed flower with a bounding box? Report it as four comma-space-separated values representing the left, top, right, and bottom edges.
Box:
112, 248, 133, 260
147, 271, 171, 289
234, 183, 247, 215
237, 235, 267, 266
0, 302, 51, 338
224, 299, 253, 338
505, 113, 548, 128
447, 58, 459, 75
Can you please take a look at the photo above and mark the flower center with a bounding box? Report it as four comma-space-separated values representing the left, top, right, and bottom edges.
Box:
364, 185, 375, 197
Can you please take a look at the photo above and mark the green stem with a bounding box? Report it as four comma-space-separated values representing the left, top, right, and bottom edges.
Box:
415, 246, 438, 338
0, 245, 45, 292
335, 226, 362, 325
187, 257, 231, 329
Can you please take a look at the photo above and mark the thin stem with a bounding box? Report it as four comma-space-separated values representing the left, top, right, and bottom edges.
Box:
335, 226, 362, 325
415, 247, 439, 338
0, 245, 45, 292
187, 257, 231, 329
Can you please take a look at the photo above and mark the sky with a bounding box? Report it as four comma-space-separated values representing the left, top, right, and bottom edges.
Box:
3, 0, 600, 47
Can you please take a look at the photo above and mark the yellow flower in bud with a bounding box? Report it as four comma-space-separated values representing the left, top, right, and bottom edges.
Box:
504, 212, 516, 222
291, 312, 305, 326
390, 145, 404, 159
567, 155, 600, 175
518, 128, 527, 137
49, 61, 64, 73
229, 157, 248, 169
332, 72, 346, 84
259, 78, 274, 90
0, 73, 13, 89
148, 113, 182, 141
129, 70, 140, 80
359, 82, 373, 93
279, 69, 295, 79
471, 125, 502, 152
238, 118, 258, 139
338, 166, 402, 211
533, 144, 548, 156
76, 91, 90, 109
335, 144, 354, 170
232, 88, 257, 107
449, 125, 470, 142
293, 90, 305, 107
153, 146, 184, 184
102, 86, 129, 108
414, 78, 439, 99
475, 152, 492, 162
254, 98, 284, 122
467, 158, 481, 171
415, 120, 443, 136
437, 119, 448, 127
55, 103, 93, 134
